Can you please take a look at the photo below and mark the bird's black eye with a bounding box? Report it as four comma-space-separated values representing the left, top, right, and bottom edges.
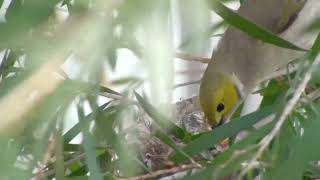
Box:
217, 103, 225, 112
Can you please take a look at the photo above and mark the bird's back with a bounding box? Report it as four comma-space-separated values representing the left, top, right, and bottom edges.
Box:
206, 0, 319, 94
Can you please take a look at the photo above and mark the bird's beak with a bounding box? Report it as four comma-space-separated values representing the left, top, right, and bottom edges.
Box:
211, 117, 226, 129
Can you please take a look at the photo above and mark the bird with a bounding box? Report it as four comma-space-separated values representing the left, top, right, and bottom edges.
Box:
199, 0, 320, 127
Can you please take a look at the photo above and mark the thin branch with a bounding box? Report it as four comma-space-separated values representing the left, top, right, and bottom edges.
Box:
174, 80, 201, 89
39, 152, 86, 178
175, 52, 211, 64
118, 163, 200, 180
240, 54, 320, 177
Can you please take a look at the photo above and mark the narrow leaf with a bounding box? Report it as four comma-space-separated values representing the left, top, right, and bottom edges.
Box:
134, 92, 189, 141
209, 0, 306, 51
171, 106, 273, 163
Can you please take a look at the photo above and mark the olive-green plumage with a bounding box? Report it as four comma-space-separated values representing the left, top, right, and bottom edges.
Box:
200, 0, 320, 126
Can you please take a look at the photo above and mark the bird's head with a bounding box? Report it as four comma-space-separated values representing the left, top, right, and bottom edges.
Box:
199, 71, 242, 128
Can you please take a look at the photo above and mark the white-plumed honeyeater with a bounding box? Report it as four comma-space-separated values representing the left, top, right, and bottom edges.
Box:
200, 0, 320, 127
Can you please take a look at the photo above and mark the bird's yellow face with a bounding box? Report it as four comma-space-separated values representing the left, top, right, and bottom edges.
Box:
200, 73, 240, 127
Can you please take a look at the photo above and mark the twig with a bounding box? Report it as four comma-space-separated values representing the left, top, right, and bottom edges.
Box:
99, 91, 123, 100
118, 163, 200, 180
240, 54, 320, 178
173, 80, 201, 89
301, 88, 320, 103
36, 136, 57, 180
38, 152, 86, 178
211, 146, 258, 180
175, 52, 211, 64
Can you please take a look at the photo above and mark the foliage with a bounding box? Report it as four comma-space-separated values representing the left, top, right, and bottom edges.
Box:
0, 0, 319, 179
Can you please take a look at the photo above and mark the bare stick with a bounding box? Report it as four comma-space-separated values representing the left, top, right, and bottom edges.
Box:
36, 136, 57, 180
174, 80, 201, 89
240, 54, 320, 177
38, 153, 86, 178
175, 52, 211, 64
119, 163, 200, 180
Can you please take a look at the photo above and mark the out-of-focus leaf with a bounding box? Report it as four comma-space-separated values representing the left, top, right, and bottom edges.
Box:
0, 49, 20, 78
259, 79, 289, 107
107, 46, 117, 71
310, 32, 320, 58
65, 176, 89, 180
263, 33, 320, 179
303, 18, 320, 33
63, 79, 122, 97
0, 138, 21, 177
180, 20, 228, 49
93, 103, 123, 146
61, 0, 71, 6
98, 85, 122, 96
5, 0, 23, 23
78, 104, 103, 180
68, 0, 89, 14
208, 0, 306, 51
153, 128, 196, 165
308, 34, 320, 87
171, 106, 274, 163
305, 163, 320, 179
110, 77, 143, 86
264, 107, 320, 180
134, 92, 190, 141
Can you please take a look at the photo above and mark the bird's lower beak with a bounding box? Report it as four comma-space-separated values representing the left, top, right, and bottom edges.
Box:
211, 117, 226, 129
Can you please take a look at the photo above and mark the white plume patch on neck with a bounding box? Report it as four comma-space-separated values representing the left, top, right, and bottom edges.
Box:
231, 73, 245, 99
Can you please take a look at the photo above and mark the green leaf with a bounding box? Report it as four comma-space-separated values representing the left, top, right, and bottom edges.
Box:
310, 32, 320, 58
153, 128, 196, 167
303, 18, 320, 34
264, 108, 320, 180
184, 121, 274, 180
134, 92, 189, 141
171, 106, 273, 163
64, 102, 110, 143
179, 20, 228, 49
208, 0, 306, 51
110, 77, 142, 86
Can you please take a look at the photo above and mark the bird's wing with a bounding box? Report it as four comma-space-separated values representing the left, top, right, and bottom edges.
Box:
211, 0, 319, 93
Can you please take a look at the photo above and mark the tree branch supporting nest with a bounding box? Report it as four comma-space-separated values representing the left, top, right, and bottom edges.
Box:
118, 163, 201, 180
